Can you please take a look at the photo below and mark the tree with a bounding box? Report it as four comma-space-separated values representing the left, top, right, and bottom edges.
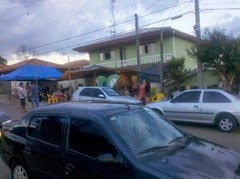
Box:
15, 44, 37, 61
188, 28, 240, 91
164, 57, 189, 89
0, 56, 7, 65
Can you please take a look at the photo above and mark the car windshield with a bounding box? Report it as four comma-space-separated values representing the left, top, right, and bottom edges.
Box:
102, 88, 120, 96
109, 107, 185, 157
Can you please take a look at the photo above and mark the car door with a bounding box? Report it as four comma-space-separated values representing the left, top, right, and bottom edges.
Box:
163, 91, 202, 122
64, 117, 132, 178
24, 114, 66, 178
201, 91, 232, 123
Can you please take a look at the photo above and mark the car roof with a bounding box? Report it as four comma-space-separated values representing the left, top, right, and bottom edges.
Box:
183, 89, 226, 92
30, 101, 141, 117
77, 86, 111, 89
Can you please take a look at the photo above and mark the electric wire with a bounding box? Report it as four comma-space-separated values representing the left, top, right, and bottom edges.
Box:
1, 0, 240, 60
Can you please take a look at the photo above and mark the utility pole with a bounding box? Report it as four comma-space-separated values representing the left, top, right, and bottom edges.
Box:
160, 29, 164, 91
135, 14, 140, 71
110, 0, 116, 36
194, 0, 203, 88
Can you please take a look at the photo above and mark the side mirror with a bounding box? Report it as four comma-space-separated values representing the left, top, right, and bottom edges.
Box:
97, 153, 122, 164
98, 94, 105, 98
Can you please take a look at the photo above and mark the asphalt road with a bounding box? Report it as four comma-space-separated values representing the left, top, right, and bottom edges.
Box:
1, 100, 240, 178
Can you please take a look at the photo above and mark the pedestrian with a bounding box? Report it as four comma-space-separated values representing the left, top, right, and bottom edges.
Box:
145, 80, 151, 104
137, 80, 147, 105
17, 82, 27, 113
25, 82, 31, 103
123, 86, 130, 96
30, 82, 39, 109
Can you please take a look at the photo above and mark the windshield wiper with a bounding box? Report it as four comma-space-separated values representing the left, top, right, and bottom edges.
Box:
137, 144, 186, 156
137, 146, 169, 156
168, 134, 192, 145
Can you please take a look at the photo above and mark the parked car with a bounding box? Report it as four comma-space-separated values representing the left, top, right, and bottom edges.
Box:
71, 86, 142, 104
1, 102, 240, 179
146, 89, 240, 132
0, 112, 12, 131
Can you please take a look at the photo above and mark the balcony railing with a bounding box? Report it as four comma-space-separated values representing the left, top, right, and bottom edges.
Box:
98, 54, 173, 68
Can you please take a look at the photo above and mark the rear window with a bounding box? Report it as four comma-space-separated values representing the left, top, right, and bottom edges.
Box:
203, 91, 231, 103
102, 88, 120, 96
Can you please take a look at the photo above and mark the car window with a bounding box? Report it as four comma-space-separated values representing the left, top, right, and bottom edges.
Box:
102, 88, 120, 96
27, 116, 64, 145
109, 107, 183, 156
173, 91, 201, 103
203, 91, 231, 103
92, 89, 104, 98
68, 118, 115, 158
80, 88, 92, 97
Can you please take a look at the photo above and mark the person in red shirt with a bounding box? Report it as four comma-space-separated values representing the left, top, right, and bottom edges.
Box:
137, 80, 147, 105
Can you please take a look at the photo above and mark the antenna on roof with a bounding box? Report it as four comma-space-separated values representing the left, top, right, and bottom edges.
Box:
110, 0, 116, 36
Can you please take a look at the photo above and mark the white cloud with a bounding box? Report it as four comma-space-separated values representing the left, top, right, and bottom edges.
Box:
0, 0, 240, 65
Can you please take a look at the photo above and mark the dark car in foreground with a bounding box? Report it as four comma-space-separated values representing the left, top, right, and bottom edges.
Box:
0, 112, 12, 138
1, 102, 240, 179
147, 89, 240, 132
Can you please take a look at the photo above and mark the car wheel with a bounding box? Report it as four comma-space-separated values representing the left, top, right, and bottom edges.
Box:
217, 114, 236, 132
11, 161, 30, 179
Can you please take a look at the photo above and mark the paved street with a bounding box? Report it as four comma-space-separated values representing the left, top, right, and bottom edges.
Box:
0, 99, 240, 178
0, 98, 48, 179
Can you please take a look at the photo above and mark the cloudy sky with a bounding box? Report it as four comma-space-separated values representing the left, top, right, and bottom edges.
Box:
0, 0, 240, 65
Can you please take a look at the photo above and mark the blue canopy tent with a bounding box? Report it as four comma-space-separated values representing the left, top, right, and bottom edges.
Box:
0, 64, 63, 81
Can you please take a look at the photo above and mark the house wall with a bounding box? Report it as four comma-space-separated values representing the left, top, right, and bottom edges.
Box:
182, 70, 220, 88
89, 36, 197, 70
0, 81, 11, 94
173, 36, 197, 70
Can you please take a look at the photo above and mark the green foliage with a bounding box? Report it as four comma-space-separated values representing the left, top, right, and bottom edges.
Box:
0, 56, 7, 65
188, 27, 240, 91
164, 57, 188, 88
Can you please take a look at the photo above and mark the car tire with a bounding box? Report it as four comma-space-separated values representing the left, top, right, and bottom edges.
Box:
11, 161, 30, 179
217, 114, 236, 133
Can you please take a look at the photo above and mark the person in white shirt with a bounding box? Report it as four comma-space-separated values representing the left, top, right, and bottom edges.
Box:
17, 82, 27, 113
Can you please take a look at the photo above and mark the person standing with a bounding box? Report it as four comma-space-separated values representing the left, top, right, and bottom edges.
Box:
17, 82, 27, 113
137, 80, 147, 105
145, 80, 151, 104
30, 82, 39, 109
25, 82, 31, 103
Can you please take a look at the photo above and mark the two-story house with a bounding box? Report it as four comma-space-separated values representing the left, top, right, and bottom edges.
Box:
73, 27, 219, 91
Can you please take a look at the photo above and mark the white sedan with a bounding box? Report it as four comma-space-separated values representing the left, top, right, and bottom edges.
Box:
146, 89, 240, 132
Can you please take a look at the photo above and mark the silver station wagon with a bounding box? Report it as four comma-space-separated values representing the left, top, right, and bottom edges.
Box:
146, 89, 240, 132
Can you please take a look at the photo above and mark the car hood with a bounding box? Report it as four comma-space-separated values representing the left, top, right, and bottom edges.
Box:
113, 96, 142, 104
146, 100, 168, 107
144, 138, 240, 179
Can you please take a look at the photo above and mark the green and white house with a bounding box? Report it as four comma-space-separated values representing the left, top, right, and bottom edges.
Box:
73, 27, 219, 89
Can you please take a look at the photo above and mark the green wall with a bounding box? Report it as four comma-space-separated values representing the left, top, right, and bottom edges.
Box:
182, 70, 220, 88
89, 36, 197, 71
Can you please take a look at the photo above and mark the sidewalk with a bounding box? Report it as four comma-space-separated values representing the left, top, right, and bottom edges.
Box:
0, 96, 47, 120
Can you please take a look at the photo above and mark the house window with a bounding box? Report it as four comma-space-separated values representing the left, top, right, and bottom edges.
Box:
99, 50, 114, 61
139, 42, 156, 55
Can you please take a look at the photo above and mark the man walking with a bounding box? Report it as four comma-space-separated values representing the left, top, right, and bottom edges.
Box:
30, 82, 39, 109
17, 82, 27, 113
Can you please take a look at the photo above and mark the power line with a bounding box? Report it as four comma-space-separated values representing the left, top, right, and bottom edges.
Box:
201, 7, 240, 11
8, 11, 195, 59
0, 0, 139, 45
1, 1, 191, 57
2, 1, 239, 59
